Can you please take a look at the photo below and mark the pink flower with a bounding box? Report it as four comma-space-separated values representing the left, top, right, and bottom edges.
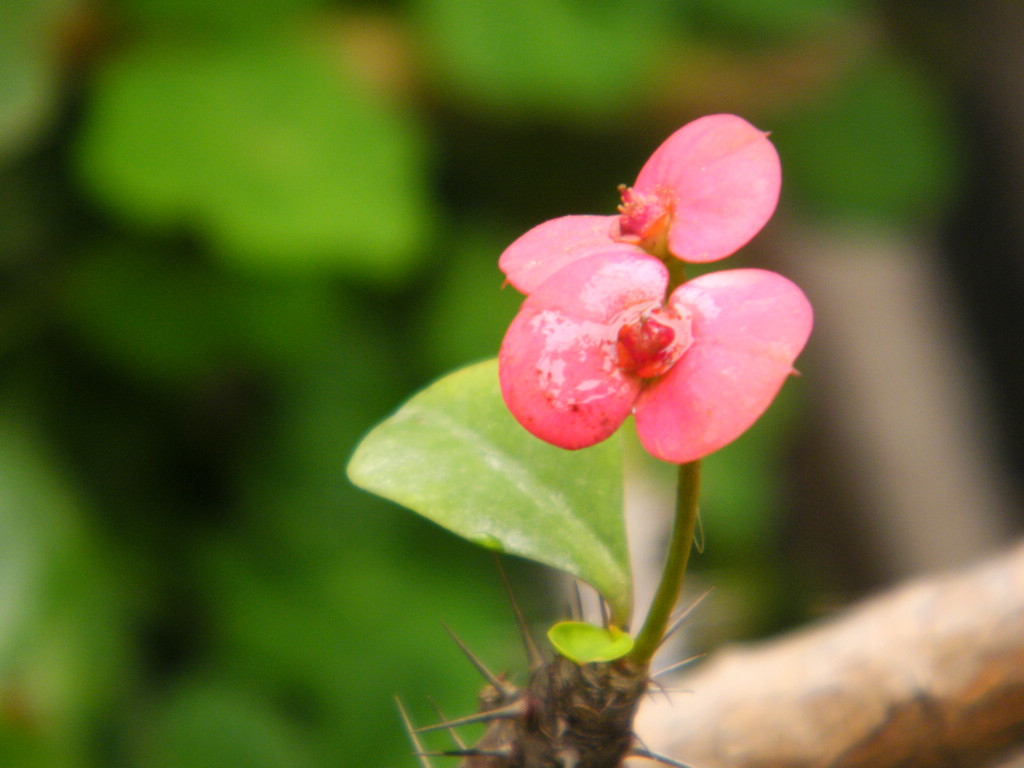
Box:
497, 115, 813, 464
499, 114, 783, 294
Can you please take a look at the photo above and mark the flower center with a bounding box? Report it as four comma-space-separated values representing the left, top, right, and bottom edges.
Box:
616, 306, 692, 379
615, 185, 672, 259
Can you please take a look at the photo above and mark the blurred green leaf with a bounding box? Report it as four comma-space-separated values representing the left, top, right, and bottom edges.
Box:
772, 55, 960, 224
114, 0, 323, 36
698, 383, 800, 553
0, 415, 135, 763
412, 0, 667, 119
130, 677, 313, 768
418, 226, 523, 374
0, 0, 73, 164
680, 0, 855, 43
347, 359, 632, 622
56, 245, 345, 388
200, 532, 524, 768
75, 39, 432, 279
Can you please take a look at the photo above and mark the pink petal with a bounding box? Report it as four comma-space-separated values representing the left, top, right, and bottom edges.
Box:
633, 114, 781, 263
499, 251, 668, 449
634, 269, 812, 463
499, 215, 634, 295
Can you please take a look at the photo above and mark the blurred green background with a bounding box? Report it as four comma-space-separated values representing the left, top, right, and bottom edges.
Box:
2, 0, 1022, 766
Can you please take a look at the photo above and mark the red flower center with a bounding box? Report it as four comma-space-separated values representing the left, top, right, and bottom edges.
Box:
615, 185, 672, 254
616, 306, 692, 379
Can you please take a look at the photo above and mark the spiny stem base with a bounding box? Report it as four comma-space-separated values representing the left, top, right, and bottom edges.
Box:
456, 654, 648, 768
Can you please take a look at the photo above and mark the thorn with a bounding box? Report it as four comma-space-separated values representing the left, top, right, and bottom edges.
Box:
426, 698, 466, 749
644, 679, 693, 703
441, 623, 519, 701
395, 698, 434, 768
632, 729, 652, 753
650, 653, 705, 680
692, 510, 705, 553
653, 687, 693, 696
493, 553, 544, 670
420, 746, 514, 759
629, 744, 698, 768
413, 698, 527, 734
657, 587, 713, 650
644, 677, 675, 705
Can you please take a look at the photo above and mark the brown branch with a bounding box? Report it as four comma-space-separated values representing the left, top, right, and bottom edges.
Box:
632, 539, 1024, 768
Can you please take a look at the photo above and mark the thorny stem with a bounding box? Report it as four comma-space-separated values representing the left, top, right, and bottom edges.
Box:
628, 460, 701, 666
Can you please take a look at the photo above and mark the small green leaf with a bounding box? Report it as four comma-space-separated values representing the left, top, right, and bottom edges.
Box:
347, 359, 632, 622
547, 621, 633, 664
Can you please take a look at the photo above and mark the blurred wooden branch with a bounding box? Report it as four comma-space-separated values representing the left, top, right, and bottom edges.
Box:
633, 538, 1024, 768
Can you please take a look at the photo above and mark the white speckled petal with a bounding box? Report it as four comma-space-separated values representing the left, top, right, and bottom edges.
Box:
499, 251, 667, 449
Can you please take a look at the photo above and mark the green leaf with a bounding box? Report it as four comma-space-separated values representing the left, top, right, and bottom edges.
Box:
547, 621, 633, 664
56, 244, 347, 388
74, 39, 432, 280
0, 414, 135, 759
129, 677, 315, 768
417, 226, 525, 374
771, 55, 959, 224
679, 0, 856, 44
412, 0, 667, 119
347, 359, 632, 622
116, 0, 322, 37
0, 0, 71, 165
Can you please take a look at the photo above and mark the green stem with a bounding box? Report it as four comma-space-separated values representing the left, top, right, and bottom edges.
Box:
665, 257, 689, 295
627, 459, 701, 666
